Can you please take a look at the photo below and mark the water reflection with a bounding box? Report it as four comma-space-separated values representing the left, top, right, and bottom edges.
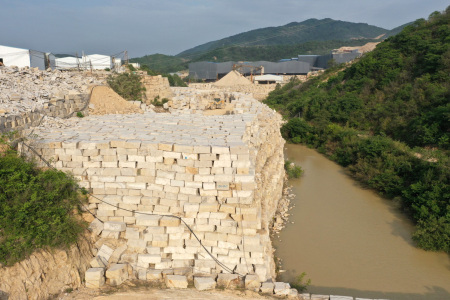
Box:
273, 144, 450, 300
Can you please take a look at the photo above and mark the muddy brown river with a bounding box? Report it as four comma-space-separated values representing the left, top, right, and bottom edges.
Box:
273, 144, 450, 300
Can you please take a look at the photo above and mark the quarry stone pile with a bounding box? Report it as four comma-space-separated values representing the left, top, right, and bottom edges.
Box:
142, 75, 173, 104
20, 92, 285, 287
0, 66, 103, 116
170, 88, 236, 111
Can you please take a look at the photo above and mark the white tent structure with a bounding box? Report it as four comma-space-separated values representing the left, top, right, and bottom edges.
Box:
82, 54, 113, 70
55, 54, 121, 70
55, 56, 80, 70
0, 45, 48, 70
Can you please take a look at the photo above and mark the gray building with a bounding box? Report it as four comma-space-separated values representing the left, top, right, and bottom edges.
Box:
189, 60, 310, 81
298, 50, 361, 70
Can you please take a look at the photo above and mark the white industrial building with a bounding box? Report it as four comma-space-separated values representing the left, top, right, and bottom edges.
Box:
0, 45, 52, 70
254, 74, 284, 84
55, 54, 121, 70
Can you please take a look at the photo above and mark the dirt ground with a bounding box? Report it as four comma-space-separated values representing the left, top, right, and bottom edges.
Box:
59, 281, 277, 300
89, 86, 143, 115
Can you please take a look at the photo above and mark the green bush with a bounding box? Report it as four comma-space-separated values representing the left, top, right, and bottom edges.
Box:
284, 160, 304, 179
152, 96, 169, 107
76, 111, 84, 118
0, 149, 86, 266
290, 272, 311, 292
107, 72, 146, 101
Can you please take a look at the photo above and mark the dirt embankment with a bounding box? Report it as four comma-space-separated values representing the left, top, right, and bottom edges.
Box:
0, 233, 94, 300
89, 86, 143, 115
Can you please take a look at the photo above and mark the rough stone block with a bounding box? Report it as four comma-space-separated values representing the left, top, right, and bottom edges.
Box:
159, 216, 181, 227
274, 282, 291, 296
125, 227, 140, 240
260, 282, 274, 294
90, 256, 106, 268
89, 218, 104, 236
85, 267, 105, 288
147, 269, 163, 281
106, 263, 129, 286
109, 245, 128, 264
330, 296, 353, 300
194, 276, 216, 291
165, 275, 188, 289
136, 214, 161, 226
245, 275, 261, 291
217, 273, 240, 288
97, 244, 114, 265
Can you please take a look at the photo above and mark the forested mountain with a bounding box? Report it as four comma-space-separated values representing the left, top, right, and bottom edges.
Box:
131, 18, 407, 73
265, 8, 450, 252
190, 39, 379, 62
177, 18, 388, 57
129, 54, 188, 73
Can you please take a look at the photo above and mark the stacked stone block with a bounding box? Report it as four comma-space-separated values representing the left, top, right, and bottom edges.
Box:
22, 96, 285, 281
0, 93, 89, 133
142, 75, 173, 104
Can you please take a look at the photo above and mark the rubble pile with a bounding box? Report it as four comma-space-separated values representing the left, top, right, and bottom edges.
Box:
0, 66, 104, 116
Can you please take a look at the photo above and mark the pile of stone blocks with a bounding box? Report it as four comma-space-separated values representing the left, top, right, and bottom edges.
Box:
142, 75, 173, 104
169, 88, 235, 111
23, 95, 285, 283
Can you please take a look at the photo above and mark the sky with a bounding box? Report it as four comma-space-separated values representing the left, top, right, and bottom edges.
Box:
1, 0, 448, 58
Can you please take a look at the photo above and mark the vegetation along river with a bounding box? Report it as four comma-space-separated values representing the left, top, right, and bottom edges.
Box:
273, 144, 450, 300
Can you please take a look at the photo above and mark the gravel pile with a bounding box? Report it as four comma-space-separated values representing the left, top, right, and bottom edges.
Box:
0, 66, 104, 115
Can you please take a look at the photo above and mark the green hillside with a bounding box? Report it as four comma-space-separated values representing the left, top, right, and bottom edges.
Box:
177, 18, 388, 57
130, 18, 410, 73
191, 39, 379, 62
264, 8, 450, 252
129, 54, 188, 73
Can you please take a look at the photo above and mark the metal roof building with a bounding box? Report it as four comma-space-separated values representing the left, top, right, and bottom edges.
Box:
189, 60, 310, 81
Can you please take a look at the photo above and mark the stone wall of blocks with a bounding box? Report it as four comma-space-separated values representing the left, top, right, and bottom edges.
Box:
22, 97, 285, 281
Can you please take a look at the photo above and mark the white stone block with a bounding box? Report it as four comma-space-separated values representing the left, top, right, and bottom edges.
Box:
245, 275, 261, 291
165, 275, 188, 289
97, 244, 114, 264
103, 221, 126, 232
85, 267, 105, 288
194, 276, 216, 291
136, 214, 161, 226
274, 282, 291, 296
106, 264, 129, 286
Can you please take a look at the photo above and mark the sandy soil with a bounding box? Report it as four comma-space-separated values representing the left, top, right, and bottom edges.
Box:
89, 86, 143, 115
59, 281, 277, 300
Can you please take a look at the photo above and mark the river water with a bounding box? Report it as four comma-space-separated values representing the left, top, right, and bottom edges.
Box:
273, 144, 450, 300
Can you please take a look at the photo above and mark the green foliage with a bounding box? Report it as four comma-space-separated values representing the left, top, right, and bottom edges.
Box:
190, 39, 380, 63
107, 72, 146, 101
264, 9, 450, 252
284, 160, 304, 179
178, 18, 390, 57
0, 150, 86, 266
139, 65, 187, 87
130, 54, 188, 73
290, 272, 311, 292
76, 111, 84, 118
152, 96, 169, 107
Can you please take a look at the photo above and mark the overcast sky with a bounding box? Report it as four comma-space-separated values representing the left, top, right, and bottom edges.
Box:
1, 0, 448, 58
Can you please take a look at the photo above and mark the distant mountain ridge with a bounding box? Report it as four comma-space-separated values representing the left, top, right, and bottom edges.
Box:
131, 18, 410, 73
176, 18, 391, 58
